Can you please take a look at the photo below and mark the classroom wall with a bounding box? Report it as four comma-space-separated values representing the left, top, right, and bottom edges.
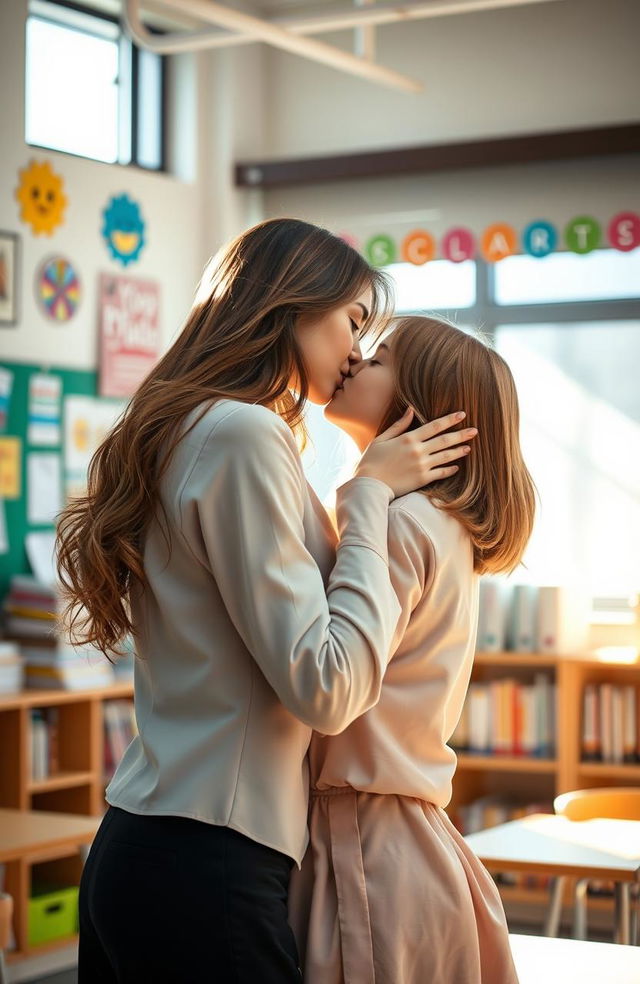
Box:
0, 0, 268, 372
263, 0, 640, 158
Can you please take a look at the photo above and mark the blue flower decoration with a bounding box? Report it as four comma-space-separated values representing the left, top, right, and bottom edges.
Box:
102, 194, 146, 266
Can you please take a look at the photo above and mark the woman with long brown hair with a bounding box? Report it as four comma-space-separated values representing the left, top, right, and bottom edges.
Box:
290, 315, 536, 983
56, 221, 475, 983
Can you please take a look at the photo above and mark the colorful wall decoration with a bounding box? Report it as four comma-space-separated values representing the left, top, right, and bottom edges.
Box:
15, 160, 67, 236
101, 193, 146, 266
36, 256, 81, 322
350, 210, 640, 266
98, 273, 160, 398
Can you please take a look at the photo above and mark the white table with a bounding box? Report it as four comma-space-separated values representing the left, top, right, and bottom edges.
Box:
466, 813, 640, 944
509, 933, 640, 984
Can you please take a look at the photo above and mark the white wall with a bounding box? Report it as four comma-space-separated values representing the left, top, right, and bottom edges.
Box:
0, 0, 266, 372
264, 0, 639, 157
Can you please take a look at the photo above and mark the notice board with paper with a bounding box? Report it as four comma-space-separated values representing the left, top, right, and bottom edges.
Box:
0, 361, 124, 598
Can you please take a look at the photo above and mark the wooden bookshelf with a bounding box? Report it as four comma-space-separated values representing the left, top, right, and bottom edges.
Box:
448, 650, 640, 932
0, 681, 133, 965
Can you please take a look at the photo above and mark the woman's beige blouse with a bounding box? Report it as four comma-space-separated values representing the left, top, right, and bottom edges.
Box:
106, 399, 401, 866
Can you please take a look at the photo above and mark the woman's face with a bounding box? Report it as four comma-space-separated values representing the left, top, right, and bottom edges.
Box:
324, 334, 396, 449
293, 287, 372, 405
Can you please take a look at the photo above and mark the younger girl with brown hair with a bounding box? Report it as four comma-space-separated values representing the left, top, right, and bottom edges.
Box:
290, 315, 536, 984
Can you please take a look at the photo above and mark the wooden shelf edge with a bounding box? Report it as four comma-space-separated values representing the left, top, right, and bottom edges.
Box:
0, 681, 133, 710
456, 754, 558, 773
28, 771, 95, 794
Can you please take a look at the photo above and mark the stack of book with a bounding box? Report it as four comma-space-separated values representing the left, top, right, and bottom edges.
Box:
3, 574, 114, 690
3, 575, 57, 641
582, 682, 640, 763
104, 699, 138, 780
451, 674, 556, 757
22, 642, 114, 691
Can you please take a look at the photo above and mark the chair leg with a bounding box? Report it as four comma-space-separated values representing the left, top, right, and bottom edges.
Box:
573, 879, 590, 940
544, 876, 566, 937
614, 883, 631, 945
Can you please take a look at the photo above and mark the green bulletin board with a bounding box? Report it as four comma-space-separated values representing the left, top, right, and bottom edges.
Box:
0, 361, 97, 598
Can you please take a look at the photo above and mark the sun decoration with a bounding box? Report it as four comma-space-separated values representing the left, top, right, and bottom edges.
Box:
36, 256, 81, 322
101, 193, 146, 266
15, 159, 67, 236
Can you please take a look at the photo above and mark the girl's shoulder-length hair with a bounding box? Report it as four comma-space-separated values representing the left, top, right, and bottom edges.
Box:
378, 315, 536, 576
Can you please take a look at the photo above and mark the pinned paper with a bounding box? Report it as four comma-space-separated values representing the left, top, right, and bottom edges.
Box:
28, 373, 62, 446
0, 367, 13, 432
64, 395, 125, 498
0, 499, 7, 554
26, 531, 57, 584
27, 452, 62, 524
0, 436, 21, 499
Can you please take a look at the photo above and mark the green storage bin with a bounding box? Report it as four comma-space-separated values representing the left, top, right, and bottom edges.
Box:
28, 885, 79, 947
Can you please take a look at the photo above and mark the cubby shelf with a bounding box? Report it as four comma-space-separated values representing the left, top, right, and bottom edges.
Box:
449, 650, 640, 931
0, 682, 133, 965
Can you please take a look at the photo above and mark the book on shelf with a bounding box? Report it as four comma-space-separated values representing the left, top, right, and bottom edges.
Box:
581, 682, 640, 764
30, 707, 60, 781
104, 699, 138, 780
452, 674, 556, 758
476, 580, 590, 656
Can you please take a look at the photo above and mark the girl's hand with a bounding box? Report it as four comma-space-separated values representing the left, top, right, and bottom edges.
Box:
355, 408, 477, 499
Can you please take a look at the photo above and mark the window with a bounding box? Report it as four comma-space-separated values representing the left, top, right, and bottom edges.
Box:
386, 258, 476, 312
26, 1, 165, 170
304, 246, 640, 607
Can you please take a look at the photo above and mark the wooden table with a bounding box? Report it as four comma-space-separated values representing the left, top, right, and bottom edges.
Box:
466, 813, 640, 944
0, 809, 99, 865
0, 808, 99, 960
509, 933, 640, 983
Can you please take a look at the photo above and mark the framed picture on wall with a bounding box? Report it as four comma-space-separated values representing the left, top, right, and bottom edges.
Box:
0, 231, 19, 326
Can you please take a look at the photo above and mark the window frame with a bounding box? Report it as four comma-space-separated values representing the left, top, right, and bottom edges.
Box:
25, 0, 167, 173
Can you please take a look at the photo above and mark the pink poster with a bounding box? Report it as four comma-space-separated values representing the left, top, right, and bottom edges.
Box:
99, 273, 161, 398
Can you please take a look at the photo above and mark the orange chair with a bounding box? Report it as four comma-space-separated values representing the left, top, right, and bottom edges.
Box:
545, 788, 640, 944
0, 893, 13, 984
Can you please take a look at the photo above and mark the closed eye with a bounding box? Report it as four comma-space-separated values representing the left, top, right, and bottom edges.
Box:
350, 318, 360, 335
369, 359, 381, 366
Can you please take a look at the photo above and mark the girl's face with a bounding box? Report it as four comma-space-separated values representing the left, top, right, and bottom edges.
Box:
293, 287, 372, 405
324, 334, 396, 449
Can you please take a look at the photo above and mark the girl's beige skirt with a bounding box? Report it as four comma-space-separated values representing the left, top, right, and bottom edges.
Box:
289, 788, 520, 984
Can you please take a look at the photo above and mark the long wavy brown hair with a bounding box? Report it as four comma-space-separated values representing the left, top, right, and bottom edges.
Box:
56, 218, 392, 660
377, 316, 536, 575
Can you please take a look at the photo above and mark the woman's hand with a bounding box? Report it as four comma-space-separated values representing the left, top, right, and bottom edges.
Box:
355, 408, 477, 499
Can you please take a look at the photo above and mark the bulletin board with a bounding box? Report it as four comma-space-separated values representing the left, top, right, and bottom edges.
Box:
0, 361, 96, 598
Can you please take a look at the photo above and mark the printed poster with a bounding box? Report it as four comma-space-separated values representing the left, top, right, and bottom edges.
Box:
99, 273, 160, 398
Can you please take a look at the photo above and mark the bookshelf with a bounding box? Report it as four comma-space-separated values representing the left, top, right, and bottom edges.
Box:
1, 651, 638, 963
0, 682, 133, 965
448, 651, 640, 931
